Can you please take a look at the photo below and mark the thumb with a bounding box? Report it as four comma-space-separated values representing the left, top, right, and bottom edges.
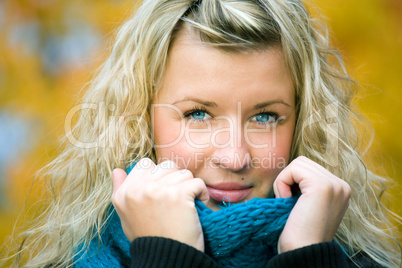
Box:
273, 166, 294, 199
112, 168, 127, 195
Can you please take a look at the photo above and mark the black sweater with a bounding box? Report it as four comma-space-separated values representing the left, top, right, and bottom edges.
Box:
130, 237, 382, 268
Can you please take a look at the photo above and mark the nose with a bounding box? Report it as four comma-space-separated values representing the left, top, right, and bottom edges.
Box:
210, 123, 252, 173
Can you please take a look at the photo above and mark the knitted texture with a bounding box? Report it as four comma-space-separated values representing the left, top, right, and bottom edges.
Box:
74, 163, 298, 267
195, 197, 297, 268
74, 197, 297, 267
74, 208, 131, 268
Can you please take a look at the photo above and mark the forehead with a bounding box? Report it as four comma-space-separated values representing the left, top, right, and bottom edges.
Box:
156, 27, 294, 107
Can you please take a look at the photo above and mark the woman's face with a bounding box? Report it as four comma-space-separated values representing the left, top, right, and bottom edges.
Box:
152, 28, 296, 210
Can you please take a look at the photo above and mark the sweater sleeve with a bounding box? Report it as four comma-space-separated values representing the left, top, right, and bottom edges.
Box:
266, 242, 383, 268
130, 237, 219, 268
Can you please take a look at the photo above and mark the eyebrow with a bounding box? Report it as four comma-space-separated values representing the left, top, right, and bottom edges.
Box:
254, 100, 292, 109
172, 97, 217, 107
172, 97, 291, 108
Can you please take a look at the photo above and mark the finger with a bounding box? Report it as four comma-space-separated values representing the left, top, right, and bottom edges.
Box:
274, 165, 294, 198
274, 161, 314, 198
276, 156, 330, 196
296, 156, 338, 182
157, 160, 178, 169
293, 157, 343, 190
131, 158, 156, 175
340, 180, 352, 201
149, 160, 180, 181
159, 169, 194, 185
273, 178, 281, 198
181, 178, 209, 206
112, 168, 127, 196
297, 156, 327, 173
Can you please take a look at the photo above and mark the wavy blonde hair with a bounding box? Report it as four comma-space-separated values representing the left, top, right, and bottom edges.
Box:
2, 0, 401, 267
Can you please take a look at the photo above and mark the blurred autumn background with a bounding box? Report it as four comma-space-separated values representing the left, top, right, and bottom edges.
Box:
0, 0, 401, 249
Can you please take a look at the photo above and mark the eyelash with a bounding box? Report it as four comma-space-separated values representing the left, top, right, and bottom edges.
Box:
183, 106, 282, 126
251, 109, 281, 126
183, 106, 211, 123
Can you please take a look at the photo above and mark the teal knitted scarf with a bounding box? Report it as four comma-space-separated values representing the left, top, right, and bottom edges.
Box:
75, 197, 297, 267
196, 197, 297, 267
74, 164, 298, 267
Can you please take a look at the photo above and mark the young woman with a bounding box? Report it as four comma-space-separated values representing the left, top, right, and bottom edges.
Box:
3, 0, 401, 267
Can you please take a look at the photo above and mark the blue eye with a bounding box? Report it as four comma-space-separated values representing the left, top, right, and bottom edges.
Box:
192, 111, 206, 120
183, 107, 212, 121
251, 112, 279, 124
255, 114, 270, 122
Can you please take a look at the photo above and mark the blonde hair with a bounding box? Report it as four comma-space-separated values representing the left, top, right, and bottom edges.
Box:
2, 0, 401, 267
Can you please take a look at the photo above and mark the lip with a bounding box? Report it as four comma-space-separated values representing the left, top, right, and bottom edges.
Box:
207, 183, 253, 203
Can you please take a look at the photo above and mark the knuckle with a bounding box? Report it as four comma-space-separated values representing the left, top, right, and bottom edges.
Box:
193, 177, 205, 185
165, 188, 181, 202
343, 181, 352, 198
178, 169, 193, 178
151, 161, 178, 174
111, 189, 125, 207
142, 183, 159, 198
296, 156, 308, 162
137, 158, 154, 169
333, 184, 343, 196
159, 160, 177, 170
288, 162, 300, 174
316, 180, 334, 195
193, 177, 204, 183
125, 191, 144, 207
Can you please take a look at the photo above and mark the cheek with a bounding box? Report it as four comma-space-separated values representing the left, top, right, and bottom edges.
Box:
153, 110, 213, 168
153, 119, 184, 163
153, 115, 182, 147
271, 128, 293, 162
252, 127, 293, 176
155, 139, 208, 172
251, 132, 292, 198
154, 119, 207, 170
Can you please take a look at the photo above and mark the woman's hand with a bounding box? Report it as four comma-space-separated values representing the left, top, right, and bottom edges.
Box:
111, 158, 209, 252
273, 156, 351, 254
